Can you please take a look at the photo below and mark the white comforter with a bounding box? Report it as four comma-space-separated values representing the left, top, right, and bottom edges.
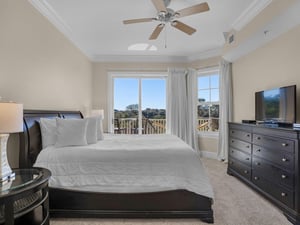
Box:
34, 134, 214, 198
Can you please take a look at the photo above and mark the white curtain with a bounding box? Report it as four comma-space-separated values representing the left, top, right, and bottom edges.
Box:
218, 59, 233, 161
167, 68, 199, 151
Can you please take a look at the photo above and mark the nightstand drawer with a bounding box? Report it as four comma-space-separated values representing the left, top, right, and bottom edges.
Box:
229, 138, 251, 154
252, 156, 294, 188
229, 148, 251, 167
230, 129, 252, 142
228, 158, 251, 180
252, 172, 294, 209
253, 145, 294, 170
253, 134, 294, 153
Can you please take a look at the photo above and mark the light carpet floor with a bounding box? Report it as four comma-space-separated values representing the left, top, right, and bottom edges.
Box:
50, 158, 291, 225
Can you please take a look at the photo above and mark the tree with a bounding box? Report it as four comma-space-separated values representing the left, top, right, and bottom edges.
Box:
126, 104, 138, 110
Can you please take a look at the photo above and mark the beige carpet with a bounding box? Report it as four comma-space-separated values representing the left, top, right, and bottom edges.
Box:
50, 158, 291, 225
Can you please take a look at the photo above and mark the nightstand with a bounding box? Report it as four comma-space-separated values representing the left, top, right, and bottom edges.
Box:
0, 168, 51, 225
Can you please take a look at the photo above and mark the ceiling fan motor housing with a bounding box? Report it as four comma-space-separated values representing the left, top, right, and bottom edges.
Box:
157, 8, 177, 23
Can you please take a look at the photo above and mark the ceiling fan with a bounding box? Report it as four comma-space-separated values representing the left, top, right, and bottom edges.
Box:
123, 0, 210, 40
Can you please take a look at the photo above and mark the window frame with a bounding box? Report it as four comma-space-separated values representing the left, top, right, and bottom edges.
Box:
107, 71, 168, 134
197, 67, 220, 137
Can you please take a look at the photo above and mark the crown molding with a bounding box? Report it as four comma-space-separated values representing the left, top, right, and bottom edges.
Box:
187, 47, 222, 62
90, 54, 189, 63
231, 0, 273, 31
29, 0, 93, 59
224, 0, 300, 62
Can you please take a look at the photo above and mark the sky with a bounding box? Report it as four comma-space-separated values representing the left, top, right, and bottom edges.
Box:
113, 74, 219, 111
114, 78, 166, 110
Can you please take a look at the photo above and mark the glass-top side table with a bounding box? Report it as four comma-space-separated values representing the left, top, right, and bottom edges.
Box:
0, 167, 51, 225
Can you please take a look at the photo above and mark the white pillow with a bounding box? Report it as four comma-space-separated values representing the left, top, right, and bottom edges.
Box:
95, 116, 104, 140
40, 118, 57, 148
55, 118, 88, 147
85, 117, 97, 144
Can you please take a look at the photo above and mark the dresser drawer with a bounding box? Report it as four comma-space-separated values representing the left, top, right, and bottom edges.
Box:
228, 158, 251, 180
230, 129, 252, 142
253, 134, 294, 153
252, 171, 294, 209
229, 138, 251, 154
252, 156, 294, 188
229, 148, 251, 167
253, 145, 294, 170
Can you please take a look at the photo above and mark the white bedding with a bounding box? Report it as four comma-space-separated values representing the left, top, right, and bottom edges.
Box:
34, 134, 214, 198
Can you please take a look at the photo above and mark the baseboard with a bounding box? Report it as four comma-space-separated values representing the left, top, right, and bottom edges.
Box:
200, 151, 218, 160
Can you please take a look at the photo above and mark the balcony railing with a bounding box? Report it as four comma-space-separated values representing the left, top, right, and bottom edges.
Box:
114, 117, 219, 134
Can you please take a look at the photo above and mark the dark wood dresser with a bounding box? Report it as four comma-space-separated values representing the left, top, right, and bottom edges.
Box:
228, 122, 300, 225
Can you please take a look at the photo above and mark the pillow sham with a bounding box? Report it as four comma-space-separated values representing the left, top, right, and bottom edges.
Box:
40, 118, 57, 148
55, 118, 88, 147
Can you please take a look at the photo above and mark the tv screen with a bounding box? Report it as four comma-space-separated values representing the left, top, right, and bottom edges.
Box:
255, 85, 296, 124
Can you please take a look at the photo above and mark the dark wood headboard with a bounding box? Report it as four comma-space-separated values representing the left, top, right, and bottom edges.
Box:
19, 110, 83, 168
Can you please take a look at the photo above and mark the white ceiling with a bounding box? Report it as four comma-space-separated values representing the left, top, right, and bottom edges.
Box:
30, 0, 271, 62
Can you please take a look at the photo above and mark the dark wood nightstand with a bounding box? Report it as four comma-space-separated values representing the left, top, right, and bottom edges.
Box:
0, 168, 51, 225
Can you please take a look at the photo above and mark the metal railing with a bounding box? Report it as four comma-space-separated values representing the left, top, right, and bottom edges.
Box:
114, 118, 219, 134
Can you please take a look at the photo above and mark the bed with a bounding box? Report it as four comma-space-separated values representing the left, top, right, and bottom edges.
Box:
19, 110, 214, 223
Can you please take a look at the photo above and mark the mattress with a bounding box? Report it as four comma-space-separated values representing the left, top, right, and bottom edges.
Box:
34, 134, 214, 198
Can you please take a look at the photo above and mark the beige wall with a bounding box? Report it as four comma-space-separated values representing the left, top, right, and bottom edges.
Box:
0, 0, 92, 167
232, 24, 300, 123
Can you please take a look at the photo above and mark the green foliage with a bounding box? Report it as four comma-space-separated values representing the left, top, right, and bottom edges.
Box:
115, 105, 166, 119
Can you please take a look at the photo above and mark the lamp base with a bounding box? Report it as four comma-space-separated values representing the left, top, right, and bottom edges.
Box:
0, 134, 14, 185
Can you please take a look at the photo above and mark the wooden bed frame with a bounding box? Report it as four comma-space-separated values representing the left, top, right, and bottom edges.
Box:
19, 110, 214, 223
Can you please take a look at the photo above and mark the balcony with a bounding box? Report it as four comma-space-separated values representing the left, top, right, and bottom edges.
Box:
114, 118, 219, 134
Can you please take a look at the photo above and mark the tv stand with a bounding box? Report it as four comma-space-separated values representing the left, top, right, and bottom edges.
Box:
228, 122, 300, 225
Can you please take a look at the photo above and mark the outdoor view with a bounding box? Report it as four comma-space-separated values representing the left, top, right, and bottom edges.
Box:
197, 74, 220, 132
114, 77, 166, 134
113, 73, 220, 134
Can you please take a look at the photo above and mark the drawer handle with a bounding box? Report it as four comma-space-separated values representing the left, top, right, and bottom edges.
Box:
246, 157, 250, 161
256, 149, 261, 152
282, 158, 287, 162
281, 174, 287, 179
282, 143, 288, 147
246, 134, 250, 137
281, 192, 287, 197
255, 162, 260, 166
246, 145, 250, 148
244, 170, 248, 174
231, 140, 235, 143
256, 137, 261, 140
231, 131, 235, 134
254, 176, 259, 180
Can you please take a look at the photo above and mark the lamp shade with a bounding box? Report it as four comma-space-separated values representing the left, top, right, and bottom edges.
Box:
0, 102, 23, 133
91, 109, 104, 119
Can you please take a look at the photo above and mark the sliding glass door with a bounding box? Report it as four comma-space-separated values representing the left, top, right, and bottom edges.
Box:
109, 73, 166, 134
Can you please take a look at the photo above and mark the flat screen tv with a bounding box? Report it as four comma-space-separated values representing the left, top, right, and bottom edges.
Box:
255, 85, 296, 124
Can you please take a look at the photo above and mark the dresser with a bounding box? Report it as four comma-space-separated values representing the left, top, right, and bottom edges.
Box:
228, 122, 300, 225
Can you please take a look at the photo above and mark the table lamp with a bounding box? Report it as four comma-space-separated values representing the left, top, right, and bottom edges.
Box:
91, 109, 104, 119
0, 102, 23, 183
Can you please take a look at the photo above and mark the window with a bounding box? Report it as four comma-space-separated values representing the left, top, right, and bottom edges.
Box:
197, 69, 220, 133
108, 73, 167, 135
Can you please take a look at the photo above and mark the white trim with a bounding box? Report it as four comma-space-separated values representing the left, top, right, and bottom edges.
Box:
224, 0, 300, 62
198, 66, 219, 75
187, 48, 222, 62
91, 55, 189, 63
231, 0, 273, 31
200, 151, 218, 160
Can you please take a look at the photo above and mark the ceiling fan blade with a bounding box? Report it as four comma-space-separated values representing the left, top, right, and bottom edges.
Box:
171, 20, 196, 35
123, 18, 154, 24
149, 24, 165, 40
176, 2, 209, 18
151, 0, 167, 12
